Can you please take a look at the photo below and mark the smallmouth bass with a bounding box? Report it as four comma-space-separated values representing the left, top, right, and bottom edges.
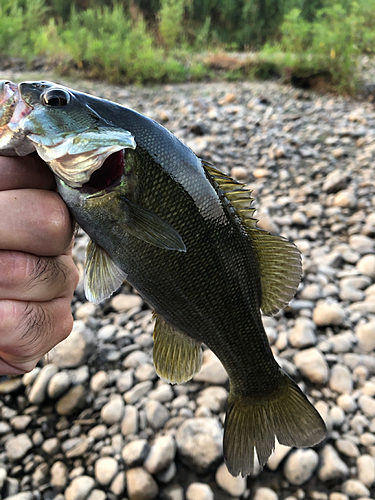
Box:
0, 80, 326, 476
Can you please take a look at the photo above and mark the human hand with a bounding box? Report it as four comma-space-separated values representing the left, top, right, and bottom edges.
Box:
0, 153, 79, 375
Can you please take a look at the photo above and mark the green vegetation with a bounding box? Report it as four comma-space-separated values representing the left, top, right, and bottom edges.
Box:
1, 0, 374, 93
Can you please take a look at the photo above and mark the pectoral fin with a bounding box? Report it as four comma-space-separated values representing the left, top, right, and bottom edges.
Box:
84, 238, 128, 304
121, 198, 186, 252
153, 314, 202, 384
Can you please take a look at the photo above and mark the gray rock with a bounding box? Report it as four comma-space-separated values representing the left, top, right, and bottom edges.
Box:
5, 433, 33, 461
94, 456, 119, 486
289, 317, 316, 348
125, 381, 153, 404
56, 384, 86, 415
186, 482, 214, 500
176, 418, 223, 473
90, 371, 109, 392
28, 363, 58, 404
148, 383, 174, 402
110, 471, 126, 496
121, 405, 139, 436
48, 371, 71, 399
32, 462, 49, 488
356, 321, 375, 352
42, 437, 60, 455
196, 386, 228, 412
50, 461, 69, 491
253, 487, 279, 500
122, 439, 149, 467
156, 461, 176, 483
283, 448, 319, 485
341, 479, 370, 498
97, 323, 117, 340
294, 348, 329, 384
135, 363, 157, 381
313, 301, 346, 326
65, 475, 95, 500
144, 400, 170, 430
126, 467, 159, 500
193, 350, 228, 384
329, 364, 353, 394
215, 462, 247, 496
144, 435, 176, 474
50, 324, 94, 368
116, 369, 134, 393
111, 293, 143, 312
318, 444, 349, 482
101, 395, 125, 424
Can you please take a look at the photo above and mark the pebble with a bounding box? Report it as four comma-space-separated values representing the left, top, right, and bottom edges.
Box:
101, 395, 125, 424
50, 461, 69, 491
341, 479, 370, 498
283, 449, 319, 485
313, 301, 346, 326
176, 418, 223, 473
196, 386, 228, 412
56, 384, 86, 415
126, 467, 159, 500
329, 364, 353, 394
357, 454, 375, 487
48, 371, 71, 399
90, 371, 109, 392
186, 482, 214, 500
193, 350, 228, 384
356, 321, 375, 353
357, 254, 375, 278
215, 462, 247, 496
94, 456, 119, 485
318, 444, 349, 482
110, 471, 126, 496
253, 487, 279, 500
289, 317, 316, 348
121, 404, 139, 435
144, 435, 176, 474
111, 293, 143, 312
267, 442, 292, 470
294, 348, 329, 384
122, 439, 149, 467
125, 381, 153, 404
358, 394, 375, 417
64, 475, 95, 500
5, 433, 33, 461
50, 325, 94, 368
336, 438, 360, 458
28, 364, 58, 404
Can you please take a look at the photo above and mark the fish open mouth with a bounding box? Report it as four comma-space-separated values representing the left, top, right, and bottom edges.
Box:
0, 81, 19, 126
81, 149, 126, 194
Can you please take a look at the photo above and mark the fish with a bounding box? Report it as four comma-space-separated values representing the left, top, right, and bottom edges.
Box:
0, 80, 326, 476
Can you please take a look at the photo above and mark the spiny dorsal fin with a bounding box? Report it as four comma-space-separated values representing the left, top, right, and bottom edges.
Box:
203, 160, 302, 315
85, 238, 128, 304
153, 313, 202, 384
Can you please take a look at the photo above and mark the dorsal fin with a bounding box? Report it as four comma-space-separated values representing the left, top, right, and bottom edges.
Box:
202, 160, 302, 315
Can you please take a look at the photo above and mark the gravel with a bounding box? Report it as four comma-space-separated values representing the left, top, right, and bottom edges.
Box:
0, 72, 375, 499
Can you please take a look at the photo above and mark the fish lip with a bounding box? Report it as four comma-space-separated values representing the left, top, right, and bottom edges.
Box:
0, 81, 20, 126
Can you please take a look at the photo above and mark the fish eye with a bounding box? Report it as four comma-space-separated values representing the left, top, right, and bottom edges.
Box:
41, 88, 71, 107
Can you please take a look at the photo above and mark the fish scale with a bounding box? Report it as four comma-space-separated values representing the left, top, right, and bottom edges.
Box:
0, 80, 327, 477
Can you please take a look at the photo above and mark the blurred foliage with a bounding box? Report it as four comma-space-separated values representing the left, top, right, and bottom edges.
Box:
0, 0, 374, 91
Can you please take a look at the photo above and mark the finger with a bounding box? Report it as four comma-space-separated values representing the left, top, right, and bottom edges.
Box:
0, 297, 74, 375
0, 153, 55, 191
0, 189, 74, 255
0, 251, 79, 302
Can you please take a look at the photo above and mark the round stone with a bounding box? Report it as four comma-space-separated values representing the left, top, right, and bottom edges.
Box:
313, 301, 345, 327
126, 467, 159, 500
94, 457, 119, 486
329, 364, 353, 394
215, 462, 247, 497
283, 448, 319, 485
5, 433, 33, 462
90, 371, 109, 392
318, 444, 348, 482
341, 479, 370, 498
356, 321, 375, 353
357, 254, 375, 278
50, 461, 69, 491
111, 294, 143, 312
176, 418, 223, 473
144, 400, 170, 430
28, 364, 58, 404
56, 384, 86, 416
357, 454, 375, 487
143, 435, 176, 474
122, 439, 149, 467
186, 482, 214, 500
294, 348, 329, 384
48, 371, 71, 399
101, 395, 125, 425
253, 487, 279, 500
65, 476, 95, 500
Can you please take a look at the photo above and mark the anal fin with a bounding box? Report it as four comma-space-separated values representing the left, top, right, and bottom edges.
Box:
153, 314, 202, 384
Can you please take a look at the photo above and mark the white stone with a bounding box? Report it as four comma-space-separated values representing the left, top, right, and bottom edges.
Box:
289, 317, 316, 348
329, 364, 353, 394
94, 457, 118, 486
28, 364, 58, 404
267, 442, 292, 470
193, 350, 228, 384
215, 462, 247, 497
318, 444, 348, 482
111, 293, 143, 312
358, 394, 375, 417
101, 395, 125, 425
356, 321, 375, 352
313, 301, 345, 327
64, 476, 95, 500
357, 454, 375, 487
5, 433, 33, 462
253, 487, 279, 500
283, 448, 319, 485
186, 482, 214, 500
357, 254, 375, 278
143, 435, 176, 474
341, 479, 370, 498
294, 348, 329, 384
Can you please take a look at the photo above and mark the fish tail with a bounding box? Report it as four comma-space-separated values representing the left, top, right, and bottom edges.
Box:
223, 373, 327, 477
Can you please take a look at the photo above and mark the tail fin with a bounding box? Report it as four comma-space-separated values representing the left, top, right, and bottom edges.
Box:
223, 374, 327, 477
